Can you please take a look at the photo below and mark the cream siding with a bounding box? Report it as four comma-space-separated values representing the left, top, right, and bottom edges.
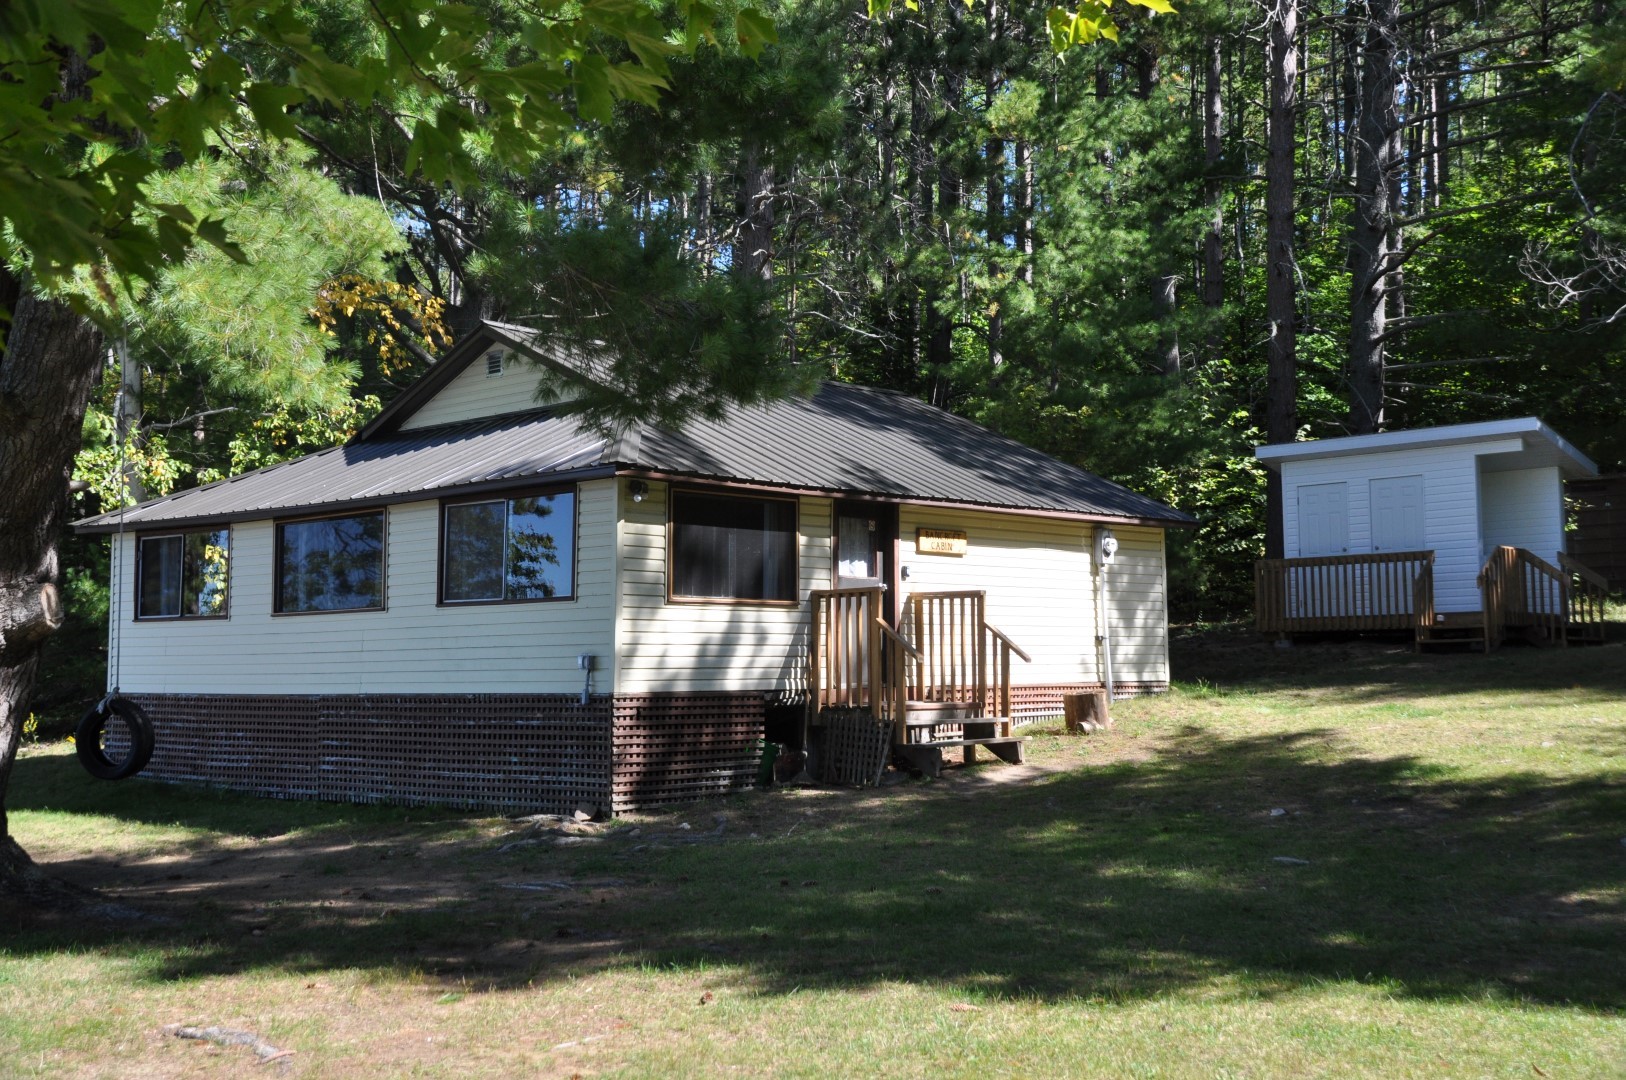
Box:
107, 480, 617, 695
1479, 465, 1564, 563
400, 348, 553, 430
613, 480, 833, 694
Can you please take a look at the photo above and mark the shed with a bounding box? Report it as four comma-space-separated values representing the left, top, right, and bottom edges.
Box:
1253, 419, 1608, 649
75, 322, 1194, 813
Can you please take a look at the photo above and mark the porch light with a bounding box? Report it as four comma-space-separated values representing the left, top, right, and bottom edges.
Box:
629, 480, 649, 503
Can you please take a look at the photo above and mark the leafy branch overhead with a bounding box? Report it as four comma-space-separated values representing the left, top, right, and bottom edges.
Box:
0, 0, 777, 298
865, 0, 1175, 49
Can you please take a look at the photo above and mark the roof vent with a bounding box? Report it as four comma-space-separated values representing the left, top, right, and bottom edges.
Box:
485, 348, 505, 378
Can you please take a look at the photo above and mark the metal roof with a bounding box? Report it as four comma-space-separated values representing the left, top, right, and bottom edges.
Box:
78, 328, 1193, 533
1254, 417, 1598, 480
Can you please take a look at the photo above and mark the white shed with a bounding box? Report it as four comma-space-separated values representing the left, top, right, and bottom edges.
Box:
1254, 419, 1607, 648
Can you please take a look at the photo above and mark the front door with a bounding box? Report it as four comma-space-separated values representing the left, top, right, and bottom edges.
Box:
835, 502, 898, 621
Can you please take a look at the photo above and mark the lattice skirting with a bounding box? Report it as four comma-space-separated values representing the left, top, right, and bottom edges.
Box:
125, 692, 770, 815
611, 693, 766, 813
1001, 682, 1168, 723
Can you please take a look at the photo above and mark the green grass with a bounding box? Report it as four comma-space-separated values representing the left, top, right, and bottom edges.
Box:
2, 630, 1624, 1077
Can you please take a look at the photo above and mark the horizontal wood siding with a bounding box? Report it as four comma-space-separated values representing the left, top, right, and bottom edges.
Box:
400, 351, 553, 430
1279, 441, 1518, 613
1480, 466, 1563, 564
896, 508, 1169, 688
613, 479, 833, 694
107, 480, 617, 695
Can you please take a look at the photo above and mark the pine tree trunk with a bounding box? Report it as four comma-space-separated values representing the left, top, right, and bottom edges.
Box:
0, 274, 108, 905
1347, 0, 1401, 435
1264, 0, 1300, 559
1203, 35, 1225, 315
735, 141, 775, 282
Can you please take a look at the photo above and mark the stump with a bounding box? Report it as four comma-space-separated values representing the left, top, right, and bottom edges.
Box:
1063, 690, 1111, 733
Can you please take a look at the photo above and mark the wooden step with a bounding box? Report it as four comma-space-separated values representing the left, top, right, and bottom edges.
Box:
893, 736, 1026, 778
904, 717, 1014, 739
905, 701, 975, 721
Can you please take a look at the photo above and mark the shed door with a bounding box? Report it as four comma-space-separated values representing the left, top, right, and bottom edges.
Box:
1297, 482, 1348, 557
1370, 475, 1425, 552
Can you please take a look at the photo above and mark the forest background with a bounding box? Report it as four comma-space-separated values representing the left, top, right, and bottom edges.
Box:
37, 0, 1626, 729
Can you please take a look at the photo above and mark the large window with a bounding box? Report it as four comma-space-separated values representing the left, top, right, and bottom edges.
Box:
136, 528, 229, 619
275, 512, 385, 613
671, 490, 797, 602
442, 491, 575, 603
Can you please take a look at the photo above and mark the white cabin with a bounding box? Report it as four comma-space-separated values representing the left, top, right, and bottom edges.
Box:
78, 322, 1193, 812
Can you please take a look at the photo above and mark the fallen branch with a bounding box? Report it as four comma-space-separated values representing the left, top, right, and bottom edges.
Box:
167, 1024, 292, 1064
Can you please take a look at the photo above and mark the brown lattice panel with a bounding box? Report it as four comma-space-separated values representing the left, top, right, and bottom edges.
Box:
127, 694, 612, 814
992, 682, 1168, 724
817, 706, 891, 787
611, 693, 766, 812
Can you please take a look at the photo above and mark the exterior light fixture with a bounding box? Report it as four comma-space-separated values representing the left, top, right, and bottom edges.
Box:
629, 479, 649, 503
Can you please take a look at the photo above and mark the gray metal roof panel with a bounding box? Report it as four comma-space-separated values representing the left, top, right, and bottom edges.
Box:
626, 383, 1191, 522
76, 409, 608, 532
77, 382, 1192, 533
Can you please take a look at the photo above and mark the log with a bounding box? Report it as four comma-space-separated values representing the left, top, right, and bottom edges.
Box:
1063, 690, 1111, 734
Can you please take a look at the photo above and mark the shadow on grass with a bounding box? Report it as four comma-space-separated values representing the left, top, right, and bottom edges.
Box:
1171, 625, 1626, 703
6, 724, 1624, 1012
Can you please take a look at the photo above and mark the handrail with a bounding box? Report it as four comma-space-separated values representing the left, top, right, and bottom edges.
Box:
875, 618, 922, 661
1559, 551, 1610, 592
985, 623, 1032, 663
1480, 546, 1570, 649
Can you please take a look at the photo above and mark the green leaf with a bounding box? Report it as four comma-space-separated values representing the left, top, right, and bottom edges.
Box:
735, 7, 777, 59
574, 54, 614, 124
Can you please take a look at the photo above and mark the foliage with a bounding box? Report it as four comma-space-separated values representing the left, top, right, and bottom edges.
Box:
0, 0, 775, 303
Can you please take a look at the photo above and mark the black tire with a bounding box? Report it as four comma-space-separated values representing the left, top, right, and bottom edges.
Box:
75, 697, 156, 780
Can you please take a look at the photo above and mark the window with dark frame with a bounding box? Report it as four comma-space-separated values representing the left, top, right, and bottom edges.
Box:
442, 490, 575, 603
136, 528, 230, 619
275, 512, 386, 613
671, 490, 796, 602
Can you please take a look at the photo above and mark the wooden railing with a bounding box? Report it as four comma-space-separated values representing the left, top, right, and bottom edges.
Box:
905, 591, 1029, 728
1255, 550, 1435, 633
1479, 546, 1568, 649
908, 591, 987, 707
875, 619, 922, 743
1559, 552, 1608, 643
1411, 560, 1435, 648
808, 587, 885, 711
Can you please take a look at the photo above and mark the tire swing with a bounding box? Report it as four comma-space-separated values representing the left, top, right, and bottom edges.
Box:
75, 695, 156, 780
77, 359, 156, 782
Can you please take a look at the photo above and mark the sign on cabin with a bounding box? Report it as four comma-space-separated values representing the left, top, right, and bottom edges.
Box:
916, 528, 968, 556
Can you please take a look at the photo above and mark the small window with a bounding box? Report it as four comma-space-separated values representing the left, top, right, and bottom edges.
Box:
275, 512, 385, 613
442, 491, 575, 603
485, 348, 505, 378
137, 528, 229, 619
671, 490, 797, 602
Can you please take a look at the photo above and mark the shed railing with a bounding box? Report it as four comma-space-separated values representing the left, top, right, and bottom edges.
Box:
905, 591, 1030, 731
1559, 552, 1608, 644
1255, 550, 1435, 633
1478, 546, 1568, 649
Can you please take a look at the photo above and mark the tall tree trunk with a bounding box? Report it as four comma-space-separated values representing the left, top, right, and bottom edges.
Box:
0, 276, 108, 904
985, 0, 1005, 369
735, 140, 776, 282
1203, 35, 1225, 316
1264, 0, 1300, 559
112, 336, 145, 505
1347, 0, 1402, 434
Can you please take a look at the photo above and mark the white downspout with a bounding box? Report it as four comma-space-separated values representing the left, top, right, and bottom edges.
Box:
1094, 527, 1118, 701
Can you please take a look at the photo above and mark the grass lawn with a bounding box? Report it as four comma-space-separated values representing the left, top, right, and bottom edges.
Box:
3, 628, 1624, 1077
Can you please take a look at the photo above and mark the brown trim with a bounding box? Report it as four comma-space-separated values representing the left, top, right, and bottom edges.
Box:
435, 483, 580, 606
618, 468, 1196, 529
271, 508, 389, 616
665, 484, 802, 607
131, 526, 232, 622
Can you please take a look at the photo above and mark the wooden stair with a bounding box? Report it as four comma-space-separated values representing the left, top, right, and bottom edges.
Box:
1415, 611, 1488, 652
896, 710, 1027, 778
